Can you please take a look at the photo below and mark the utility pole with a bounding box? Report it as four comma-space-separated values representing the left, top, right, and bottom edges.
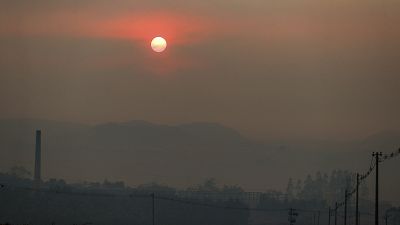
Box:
328, 207, 331, 225
313, 212, 316, 225
335, 202, 338, 225
288, 208, 298, 225
356, 173, 360, 225
384, 212, 391, 225
344, 192, 347, 225
152, 193, 155, 225
373, 152, 382, 225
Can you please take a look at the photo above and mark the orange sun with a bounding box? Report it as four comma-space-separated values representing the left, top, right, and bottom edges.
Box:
151, 37, 167, 52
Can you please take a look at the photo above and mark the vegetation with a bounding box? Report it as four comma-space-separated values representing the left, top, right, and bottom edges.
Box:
0, 167, 396, 225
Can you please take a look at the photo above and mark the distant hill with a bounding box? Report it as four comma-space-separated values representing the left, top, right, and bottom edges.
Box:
0, 119, 399, 202
0, 119, 270, 186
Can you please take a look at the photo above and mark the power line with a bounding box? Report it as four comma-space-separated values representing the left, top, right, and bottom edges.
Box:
1, 148, 398, 224
329, 148, 400, 225
0, 183, 291, 213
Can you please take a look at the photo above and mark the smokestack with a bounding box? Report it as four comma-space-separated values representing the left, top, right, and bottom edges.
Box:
34, 130, 41, 185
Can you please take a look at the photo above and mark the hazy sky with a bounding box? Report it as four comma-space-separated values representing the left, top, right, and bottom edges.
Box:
1, 0, 400, 141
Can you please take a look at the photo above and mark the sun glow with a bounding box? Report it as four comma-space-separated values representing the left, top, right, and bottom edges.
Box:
151, 37, 167, 52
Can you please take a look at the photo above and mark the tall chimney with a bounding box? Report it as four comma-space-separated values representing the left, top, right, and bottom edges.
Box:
34, 130, 41, 185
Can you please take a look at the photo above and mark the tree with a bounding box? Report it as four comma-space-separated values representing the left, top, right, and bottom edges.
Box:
294, 179, 302, 199
8, 166, 31, 179
299, 174, 314, 200
198, 178, 219, 192
286, 178, 295, 201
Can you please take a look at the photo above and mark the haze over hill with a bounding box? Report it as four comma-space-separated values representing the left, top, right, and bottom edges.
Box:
0, 119, 399, 204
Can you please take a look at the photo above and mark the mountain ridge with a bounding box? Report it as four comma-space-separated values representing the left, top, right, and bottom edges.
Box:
0, 118, 399, 201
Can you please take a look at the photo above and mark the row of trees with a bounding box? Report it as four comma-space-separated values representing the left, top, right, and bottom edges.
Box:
285, 170, 369, 204
0, 169, 250, 225
2, 167, 397, 225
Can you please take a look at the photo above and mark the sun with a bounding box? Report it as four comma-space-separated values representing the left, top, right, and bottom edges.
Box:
151, 37, 167, 53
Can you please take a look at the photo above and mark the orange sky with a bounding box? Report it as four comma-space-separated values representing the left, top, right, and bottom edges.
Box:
0, 0, 400, 140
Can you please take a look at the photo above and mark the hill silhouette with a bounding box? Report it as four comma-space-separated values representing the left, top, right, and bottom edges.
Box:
0, 119, 399, 201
